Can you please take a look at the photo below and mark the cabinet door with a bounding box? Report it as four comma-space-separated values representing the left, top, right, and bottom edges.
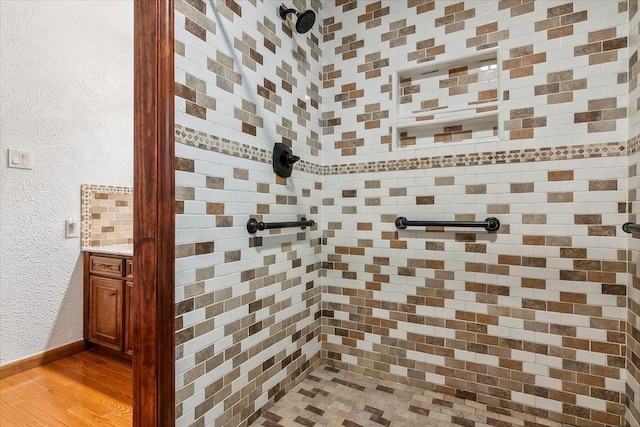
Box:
125, 280, 134, 356
89, 276, 124, 351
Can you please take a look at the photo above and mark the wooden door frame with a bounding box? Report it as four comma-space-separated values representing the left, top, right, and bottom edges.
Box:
133, 1, 175, 426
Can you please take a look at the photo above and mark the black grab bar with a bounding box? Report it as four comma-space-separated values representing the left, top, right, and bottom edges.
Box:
395, 217, 500, 231
247, 217, 315, 234
623, 222, 640, 233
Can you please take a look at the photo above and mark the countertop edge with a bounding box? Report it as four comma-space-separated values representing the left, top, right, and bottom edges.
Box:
82, 244, 133, 257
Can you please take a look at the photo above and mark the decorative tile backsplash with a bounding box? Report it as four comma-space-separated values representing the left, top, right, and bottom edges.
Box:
80, 184, 133, 248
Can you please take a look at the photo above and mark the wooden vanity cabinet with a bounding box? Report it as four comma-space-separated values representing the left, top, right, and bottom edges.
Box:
88, 275, 123, 349
84, 252, 133, 359
125, 280, 134, 356
124, 258, 134, 355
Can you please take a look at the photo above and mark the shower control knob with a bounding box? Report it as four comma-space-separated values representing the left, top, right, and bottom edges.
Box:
284, 153, 300, 165
273, 143, 299, 178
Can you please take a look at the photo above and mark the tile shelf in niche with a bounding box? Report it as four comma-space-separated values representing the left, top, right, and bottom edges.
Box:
391, 47, 503, 148
395, 112, 499, 148
397, 101, 499, 122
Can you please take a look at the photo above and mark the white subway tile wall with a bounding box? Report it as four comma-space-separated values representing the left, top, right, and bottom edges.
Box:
174, 1, 324, 425
628, 1, 640, 409
629, 145, 640, 427
174, 0, 640, 426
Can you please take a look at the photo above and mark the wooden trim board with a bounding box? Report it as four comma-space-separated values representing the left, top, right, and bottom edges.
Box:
0, 340, 86, 380
133, 1, 176, 426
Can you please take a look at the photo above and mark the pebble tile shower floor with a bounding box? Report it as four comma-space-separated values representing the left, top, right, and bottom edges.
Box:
251, 366, 565, 427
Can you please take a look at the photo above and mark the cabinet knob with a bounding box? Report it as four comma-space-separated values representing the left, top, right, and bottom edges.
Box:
109, 291, 116, 297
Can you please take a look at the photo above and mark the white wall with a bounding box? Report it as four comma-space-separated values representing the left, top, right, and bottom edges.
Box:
0, 0, 133, 364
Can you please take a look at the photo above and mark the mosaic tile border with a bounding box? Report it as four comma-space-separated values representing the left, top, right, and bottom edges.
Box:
80, 184, 134, 248
630, 134, 640, 154
326, 141, 626, 174
176, 125, 627, 176
175, 125, 323, 175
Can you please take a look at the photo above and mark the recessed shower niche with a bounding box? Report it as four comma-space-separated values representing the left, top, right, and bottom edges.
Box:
391, 48, 502, 148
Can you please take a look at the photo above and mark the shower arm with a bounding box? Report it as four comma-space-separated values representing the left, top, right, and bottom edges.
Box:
279, 6, 297, 19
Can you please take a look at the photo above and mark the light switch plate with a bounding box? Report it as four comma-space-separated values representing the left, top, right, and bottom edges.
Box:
7, 149, 32, 170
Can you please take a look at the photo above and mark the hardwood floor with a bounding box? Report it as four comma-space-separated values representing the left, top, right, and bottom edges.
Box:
0, 350, 132, 426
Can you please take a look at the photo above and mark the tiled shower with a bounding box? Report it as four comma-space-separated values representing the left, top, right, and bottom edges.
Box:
174, 1, 640, 426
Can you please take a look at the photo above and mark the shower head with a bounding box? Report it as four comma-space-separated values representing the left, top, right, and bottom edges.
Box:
295, 9, 316, 33
279, 5, 316, 34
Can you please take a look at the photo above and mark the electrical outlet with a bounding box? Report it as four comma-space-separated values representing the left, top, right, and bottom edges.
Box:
65, 219, 79, 238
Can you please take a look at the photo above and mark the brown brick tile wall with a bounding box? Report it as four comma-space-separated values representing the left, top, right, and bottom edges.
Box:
321, 157, 629, 427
